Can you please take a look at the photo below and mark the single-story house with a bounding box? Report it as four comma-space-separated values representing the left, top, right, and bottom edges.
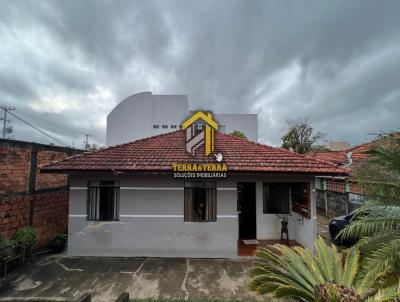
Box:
42, 130, 345, 258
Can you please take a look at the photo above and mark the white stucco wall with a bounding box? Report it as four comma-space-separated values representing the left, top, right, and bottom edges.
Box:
214, 114, 258, 142
106, 92, 259, 146
67, 173, 316, 257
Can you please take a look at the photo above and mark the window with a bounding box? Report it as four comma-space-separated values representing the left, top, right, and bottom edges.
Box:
219, 125, 226, 133
184, 182, 216, 222
162, 125, 168, 129
290, 183, 310, 218
263, 182, 310, 217
171, 125, 177, 129
153, 125, 159, 129
263, 183, 290, 214
87, 181, 120, 221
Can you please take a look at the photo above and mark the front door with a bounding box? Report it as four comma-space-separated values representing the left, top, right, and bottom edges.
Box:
237, 182, 256, 239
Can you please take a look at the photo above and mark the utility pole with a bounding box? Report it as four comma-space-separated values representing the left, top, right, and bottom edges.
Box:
1, 106, 15, 139
84, 134, 90, 150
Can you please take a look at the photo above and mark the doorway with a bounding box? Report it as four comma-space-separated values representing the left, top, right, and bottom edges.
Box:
237, 182, 256, 239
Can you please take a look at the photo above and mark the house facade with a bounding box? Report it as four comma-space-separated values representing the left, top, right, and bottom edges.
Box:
43, 115, 344, 258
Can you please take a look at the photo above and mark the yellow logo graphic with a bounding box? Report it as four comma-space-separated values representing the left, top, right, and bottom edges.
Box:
181, 111, 218, 156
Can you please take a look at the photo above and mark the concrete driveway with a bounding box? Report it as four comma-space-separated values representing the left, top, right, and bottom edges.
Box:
0, 254, 264, 302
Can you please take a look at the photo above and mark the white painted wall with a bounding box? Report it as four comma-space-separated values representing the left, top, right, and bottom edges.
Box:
68, 173, 316, 257
106, 92, 258, 146
214, 114, 258, 142
254, 179, 316, 250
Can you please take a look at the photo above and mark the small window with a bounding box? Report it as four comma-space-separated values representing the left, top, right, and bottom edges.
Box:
290, 183, 310, 218
196, 124, 204, 130
219, 125, 226, 133
153, 125, 159, 129
263, 183, 290, 214
162, 125, 168, 129
171, 125, 177, 129
87, 181, 119, 221
184, 182, 216, 222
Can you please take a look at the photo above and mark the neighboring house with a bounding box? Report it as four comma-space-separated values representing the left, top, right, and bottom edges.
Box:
42, 112, 344, 257
328, 141, 350, 151
0, 139, 82, 246
106, 91, 258, 146
307, 142, 372, 216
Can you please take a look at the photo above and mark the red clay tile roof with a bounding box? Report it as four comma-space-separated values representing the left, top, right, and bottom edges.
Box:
41, 131, 346, 174
307, 142, 373, 170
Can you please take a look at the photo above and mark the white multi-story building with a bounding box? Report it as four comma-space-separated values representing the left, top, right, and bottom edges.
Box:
106, 91, 258, 146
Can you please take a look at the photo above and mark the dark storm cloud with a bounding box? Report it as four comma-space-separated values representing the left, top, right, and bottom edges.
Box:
0, 0, 399, 147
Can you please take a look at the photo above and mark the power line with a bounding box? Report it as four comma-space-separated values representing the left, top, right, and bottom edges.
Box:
7, 110, 69, 147
16, 108, 88, 136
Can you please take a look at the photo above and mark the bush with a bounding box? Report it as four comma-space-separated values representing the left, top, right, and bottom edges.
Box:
14, 226, 38, 248
48, 234, 67, 253
0, 239, 15, 249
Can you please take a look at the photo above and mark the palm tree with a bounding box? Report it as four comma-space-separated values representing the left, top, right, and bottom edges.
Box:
249, 237, 399, 301
339, 134, 400, 272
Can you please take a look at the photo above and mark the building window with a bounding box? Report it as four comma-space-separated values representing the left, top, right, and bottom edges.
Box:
87, 181, 119, 221
162, 125, 168, 129
263, 183, 290, 214
184, 182, 216, 222
290, 183, 310, 218
263, 182, 310, 217
219, 125, 226, 133
171, 125, 177, 129
153, 125, 159, 129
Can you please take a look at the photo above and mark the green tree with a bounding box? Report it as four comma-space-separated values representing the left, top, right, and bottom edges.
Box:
229, 130, 247, 139
249, 237, 399, 301
340, 133, 400, 272
281, 119, 325, 154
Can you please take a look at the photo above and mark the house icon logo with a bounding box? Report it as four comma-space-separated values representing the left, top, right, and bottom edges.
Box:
181, 111, 218, 156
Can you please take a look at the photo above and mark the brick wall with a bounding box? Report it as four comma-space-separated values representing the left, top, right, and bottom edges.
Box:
0, 190, 68, 246
0, 139, 81, 248
36, 150, 69, 190
0, 144, 32, 196
326, 179, 346, 193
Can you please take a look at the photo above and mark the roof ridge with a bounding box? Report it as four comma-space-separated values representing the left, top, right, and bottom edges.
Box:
217, 131, 342, 169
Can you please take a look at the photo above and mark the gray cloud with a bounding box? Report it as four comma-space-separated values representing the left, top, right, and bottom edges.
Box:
0, 0, 399, 148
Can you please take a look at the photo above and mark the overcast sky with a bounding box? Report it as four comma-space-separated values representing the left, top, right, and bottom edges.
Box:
1, 0, 399, 148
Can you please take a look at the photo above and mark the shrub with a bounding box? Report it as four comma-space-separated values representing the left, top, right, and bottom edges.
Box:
0, 239, 15, 249
48, 234, 67, 253
14, 226, 38, 248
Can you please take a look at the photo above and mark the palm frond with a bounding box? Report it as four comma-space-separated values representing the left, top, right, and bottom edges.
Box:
342, 247, 360, 288
365, 281, 400, 302
340, 215, 400, 239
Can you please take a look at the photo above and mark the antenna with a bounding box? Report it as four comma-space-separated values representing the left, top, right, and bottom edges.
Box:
0, 106, 15, 139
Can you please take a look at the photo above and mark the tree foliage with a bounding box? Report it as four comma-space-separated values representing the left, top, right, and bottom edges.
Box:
281, 119, 326, 154
249, 236, 400, 302
340, 133, 400, 273
229, 130, 247, 139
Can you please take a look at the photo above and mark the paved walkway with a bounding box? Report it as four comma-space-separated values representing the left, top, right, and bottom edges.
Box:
317, 212, 331, 241
0, 254, 265, 302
